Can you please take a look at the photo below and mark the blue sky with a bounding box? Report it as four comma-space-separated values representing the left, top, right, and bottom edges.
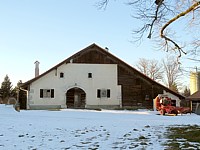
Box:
0, 0, 195, 87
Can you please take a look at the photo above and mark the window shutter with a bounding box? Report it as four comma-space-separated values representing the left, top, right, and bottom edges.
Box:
97, 89, 101, 98
51, 89, 54, 98
107, 89, 110, 98
40, 89, 43, 98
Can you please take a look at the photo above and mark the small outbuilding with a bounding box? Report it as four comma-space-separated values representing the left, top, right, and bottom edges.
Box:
187, 90, 200, 114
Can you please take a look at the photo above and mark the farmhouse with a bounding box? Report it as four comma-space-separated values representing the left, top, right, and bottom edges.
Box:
20, 43, 185, 110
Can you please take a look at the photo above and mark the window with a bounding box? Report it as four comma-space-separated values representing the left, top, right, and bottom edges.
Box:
40, 89, 54, 98
40, 89, 43, 98
107, 89, 110, 98
88, 73, 92, 78
145, 95, 149, 101
97, 89, 111, 98
97, 89, 101, 98
171, 100, 176, 107
51, 89, 54, 98
60, 72, 64, 78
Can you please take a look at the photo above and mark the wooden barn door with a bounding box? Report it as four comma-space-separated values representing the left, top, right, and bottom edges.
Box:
66, 88, 86, 108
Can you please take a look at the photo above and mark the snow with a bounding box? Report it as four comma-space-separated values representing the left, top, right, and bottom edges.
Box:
0, 105, 199, 150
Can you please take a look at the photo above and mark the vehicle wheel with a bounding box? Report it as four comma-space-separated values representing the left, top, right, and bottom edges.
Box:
175, 110, 178, 116
172, 110, 178, 116
160, 109, 165, 115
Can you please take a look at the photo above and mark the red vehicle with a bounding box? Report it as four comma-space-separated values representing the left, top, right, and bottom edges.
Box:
155, 94, 191, 115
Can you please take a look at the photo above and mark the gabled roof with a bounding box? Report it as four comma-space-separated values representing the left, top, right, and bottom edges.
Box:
187, 91, 200, 101
20, 43, 184, 99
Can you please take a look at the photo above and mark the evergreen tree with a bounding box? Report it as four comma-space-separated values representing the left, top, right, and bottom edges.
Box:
0, 88, 2, 97
1, 75, 12, 99
169, 82, 179, 93
183, 87, 190, 97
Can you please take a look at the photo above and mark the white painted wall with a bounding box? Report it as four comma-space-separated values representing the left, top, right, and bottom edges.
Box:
27, 63, 121, 109
163, 90, 181, 107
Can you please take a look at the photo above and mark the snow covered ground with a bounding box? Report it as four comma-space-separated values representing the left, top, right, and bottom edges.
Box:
0, 104, 199, 150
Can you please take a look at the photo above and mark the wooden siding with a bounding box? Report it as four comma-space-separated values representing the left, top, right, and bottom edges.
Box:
66, 46, 166, 109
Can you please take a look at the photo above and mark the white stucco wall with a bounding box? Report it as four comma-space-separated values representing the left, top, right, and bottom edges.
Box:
163, 90, 181, 107
27, 63, 121, 109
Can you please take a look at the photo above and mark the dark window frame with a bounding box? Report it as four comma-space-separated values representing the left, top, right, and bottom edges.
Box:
97, 89, 111, 98
97, 89, 101, 98
107, 89, 110, 98
40, 89, 43, 98
51, 89, 54, 98
40, 89, 54, 98
88, 73, 92, 78
60, 72, 64, 78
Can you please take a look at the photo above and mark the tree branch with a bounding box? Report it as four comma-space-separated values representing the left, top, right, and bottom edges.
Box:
96, 0, 109, 10
160, 1, 200, 57
147, 0, 164, 39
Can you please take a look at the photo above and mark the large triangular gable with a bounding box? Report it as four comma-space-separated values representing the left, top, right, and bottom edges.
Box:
21, 43, 184, 99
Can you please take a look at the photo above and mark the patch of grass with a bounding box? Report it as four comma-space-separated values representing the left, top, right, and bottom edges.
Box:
139, 136, 147, 140
181, 141, 197, 149
166, 141, 180, 150
164, 125, 200, 149
167, 125, 200, 143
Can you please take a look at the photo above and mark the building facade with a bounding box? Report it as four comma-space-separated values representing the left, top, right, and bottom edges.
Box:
26, 64, 121, 109
21, 43, 185, 110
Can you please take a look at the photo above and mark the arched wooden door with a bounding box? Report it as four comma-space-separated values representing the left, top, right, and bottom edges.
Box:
66, 87, 86, 108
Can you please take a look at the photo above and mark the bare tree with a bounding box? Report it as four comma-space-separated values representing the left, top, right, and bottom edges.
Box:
136, 58, 163, 81
97, 0, 200, 58
162, 55, 182, 91
136, 56, 183, 92
136, 58, 148, 76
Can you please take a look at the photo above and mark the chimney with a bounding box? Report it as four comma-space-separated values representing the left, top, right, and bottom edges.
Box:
34, 61, 40, 77
105, 47, 109, 51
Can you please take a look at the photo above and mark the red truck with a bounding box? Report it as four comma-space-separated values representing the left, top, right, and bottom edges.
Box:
155, 94, 191, 115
